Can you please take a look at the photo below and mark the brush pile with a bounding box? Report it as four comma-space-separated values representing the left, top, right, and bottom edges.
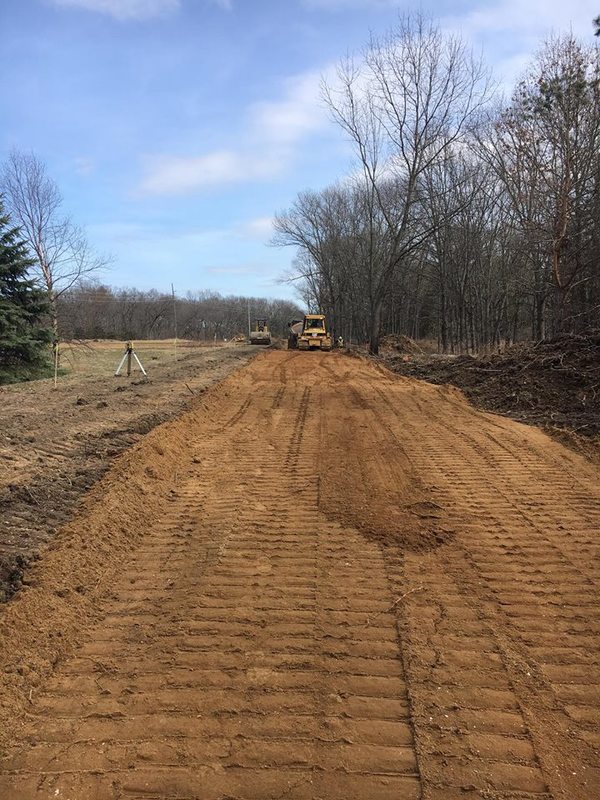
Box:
386, 331, 600, 437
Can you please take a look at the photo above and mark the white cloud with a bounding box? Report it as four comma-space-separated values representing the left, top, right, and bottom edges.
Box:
456, 0, 596, 37
236, 217, 275, 240
445, 0, 598, 92
250, 70, 328, 145
138, 150, 282, 194
138, 67, 333, 195
49, 0, 179, 21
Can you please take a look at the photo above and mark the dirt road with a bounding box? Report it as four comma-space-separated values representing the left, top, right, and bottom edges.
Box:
1, 350, 598, 799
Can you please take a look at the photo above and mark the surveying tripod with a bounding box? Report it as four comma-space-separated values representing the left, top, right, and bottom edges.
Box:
114, 341, 147, 377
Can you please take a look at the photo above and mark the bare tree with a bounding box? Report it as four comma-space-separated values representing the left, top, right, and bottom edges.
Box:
1, 150, 110, 340
273, 185, 372, 341
321, 14, 493, 353
478, 35, 600, 335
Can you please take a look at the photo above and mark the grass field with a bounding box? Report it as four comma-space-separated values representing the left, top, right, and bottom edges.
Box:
57, 338, 222, 380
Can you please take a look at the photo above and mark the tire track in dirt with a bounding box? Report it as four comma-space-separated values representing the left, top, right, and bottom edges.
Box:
319, 370, 551, 799
0, 352, 420, 800
1, 350, 598, 799
351, 367, 599, 799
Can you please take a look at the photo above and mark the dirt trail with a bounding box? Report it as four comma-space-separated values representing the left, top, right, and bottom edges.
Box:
0, 351, 598, 799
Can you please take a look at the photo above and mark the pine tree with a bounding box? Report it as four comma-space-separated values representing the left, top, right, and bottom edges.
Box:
0, 198, 52, 381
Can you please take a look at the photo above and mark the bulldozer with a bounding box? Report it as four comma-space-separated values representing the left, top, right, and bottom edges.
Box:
249, 318, 271, 345
288, 314, 332, 351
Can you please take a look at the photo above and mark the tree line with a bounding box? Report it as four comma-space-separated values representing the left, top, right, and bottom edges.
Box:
274, 18, 600, 354
57, 284, 302, 342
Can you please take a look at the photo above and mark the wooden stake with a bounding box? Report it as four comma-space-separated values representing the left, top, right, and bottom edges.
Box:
172, 283, 178, 360
53, 341, 59, 389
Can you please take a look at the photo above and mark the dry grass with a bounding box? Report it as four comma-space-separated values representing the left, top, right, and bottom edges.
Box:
58, 339, 222, 379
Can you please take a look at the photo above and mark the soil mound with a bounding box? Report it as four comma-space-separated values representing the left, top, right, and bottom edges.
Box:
379, 333, 424, 355
317, 378, 455, 553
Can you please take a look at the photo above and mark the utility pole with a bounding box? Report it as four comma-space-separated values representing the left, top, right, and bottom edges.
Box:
247, 297, 251, 340
172, 283, 178, 358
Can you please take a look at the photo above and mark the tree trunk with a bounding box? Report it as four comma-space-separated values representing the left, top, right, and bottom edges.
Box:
533, 293, 545, 340
440, 280, 448, 353
368, 297, 383, 356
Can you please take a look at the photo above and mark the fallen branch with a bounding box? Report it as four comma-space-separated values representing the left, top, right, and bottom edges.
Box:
389, 585, 425, 610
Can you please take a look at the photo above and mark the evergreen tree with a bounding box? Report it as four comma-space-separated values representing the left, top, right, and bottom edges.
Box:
0, 198, 52, 380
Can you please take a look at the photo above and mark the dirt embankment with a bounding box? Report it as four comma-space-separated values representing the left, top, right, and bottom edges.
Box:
0, 342, 257, 601
0, 373, 243, 757
383, 331, 600, 458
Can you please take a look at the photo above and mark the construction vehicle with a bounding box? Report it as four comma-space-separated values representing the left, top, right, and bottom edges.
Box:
288, 314, 332, 351
249, 318, 271, 345
287, 320, 303, 349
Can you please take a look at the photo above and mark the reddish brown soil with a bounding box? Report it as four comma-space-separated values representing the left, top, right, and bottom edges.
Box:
0, 343, 257, 601
0, 350, 599, 799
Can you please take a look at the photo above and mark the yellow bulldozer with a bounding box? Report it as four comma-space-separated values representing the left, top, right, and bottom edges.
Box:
249, 318, 271, 345
288, 314, 332, 351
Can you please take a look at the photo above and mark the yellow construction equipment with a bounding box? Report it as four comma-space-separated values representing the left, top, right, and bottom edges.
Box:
249, 318, 271, 345
288, 314, 332, 351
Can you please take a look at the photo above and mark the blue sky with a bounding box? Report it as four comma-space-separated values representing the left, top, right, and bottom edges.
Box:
1, 0, 598, 301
